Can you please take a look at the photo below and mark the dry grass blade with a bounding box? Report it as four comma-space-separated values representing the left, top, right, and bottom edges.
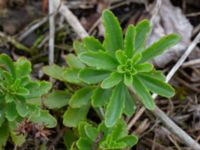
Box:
182, 59, 200, 68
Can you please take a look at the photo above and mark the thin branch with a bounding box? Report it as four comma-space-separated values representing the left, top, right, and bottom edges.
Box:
48, 0, 56, 65
52, 0, 88, 39
182, 59, 200, 68
186, 11, 200, 17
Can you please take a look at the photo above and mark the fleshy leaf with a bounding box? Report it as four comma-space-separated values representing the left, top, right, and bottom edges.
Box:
138, 74, 175, 97
0, 122, 9, 147
27, 105, 40, 118
135, 63, 153, 73
83, 37, 105, 51
115, 50, 127, 64
5, 102, 17, 121
139, 70, 165, 81
70, 143, 76, 150
0, 106, 5, 126
43, 64, 66, 81
5, 94, 14, 103
16, 87, 29, 96
105, 83, 126, 127
0, 54, 16, 78
102, 10, 123, 53
110, 120, 127, 140
15, 57, 31, 77
30, 110, 57, 128
16, 101, 29, 117
64, 129, 77, 150
140, 34, 181, 63
10, 131, 25, 146
77, 138, 93, 150
79, 68, 110, 84
73, 40, 88, 55
100, 140, 126, 149
25, 82, 44, 99
91, 87, 111, 107
63, 68, 81, 84
124, 25, 136, 57
132, 76, 155, 110
131, 53, 142, 64
37, 81, 52, 96
135, 20, 151, 51
124, 88, 136, 117
84, 125, 99, 141
44, 90, 71, 109
65, 54, 85, 69
63, 106, 89, 127
101, 72, 123, 89
78, 122, 89, 137
69, 87, 94, 108
79, 51, 118, 70
117, 135, 138, 147
1, 68, 14, 85
124, 73, 133, 86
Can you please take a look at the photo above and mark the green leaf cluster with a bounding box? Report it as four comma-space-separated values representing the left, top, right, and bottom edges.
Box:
0, 54, 56, 148
78, 10, 179, 120
76, 120, 137, 150
43, 9, 180, 149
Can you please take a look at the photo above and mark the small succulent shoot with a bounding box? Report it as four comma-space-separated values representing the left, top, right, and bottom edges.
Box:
78, 10, 180, 127
76, 120, 138, 150
0, 54, 56, 148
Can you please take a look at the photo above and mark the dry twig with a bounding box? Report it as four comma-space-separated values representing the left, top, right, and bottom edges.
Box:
182, 59, 200, 68
48, 0, 56, 65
